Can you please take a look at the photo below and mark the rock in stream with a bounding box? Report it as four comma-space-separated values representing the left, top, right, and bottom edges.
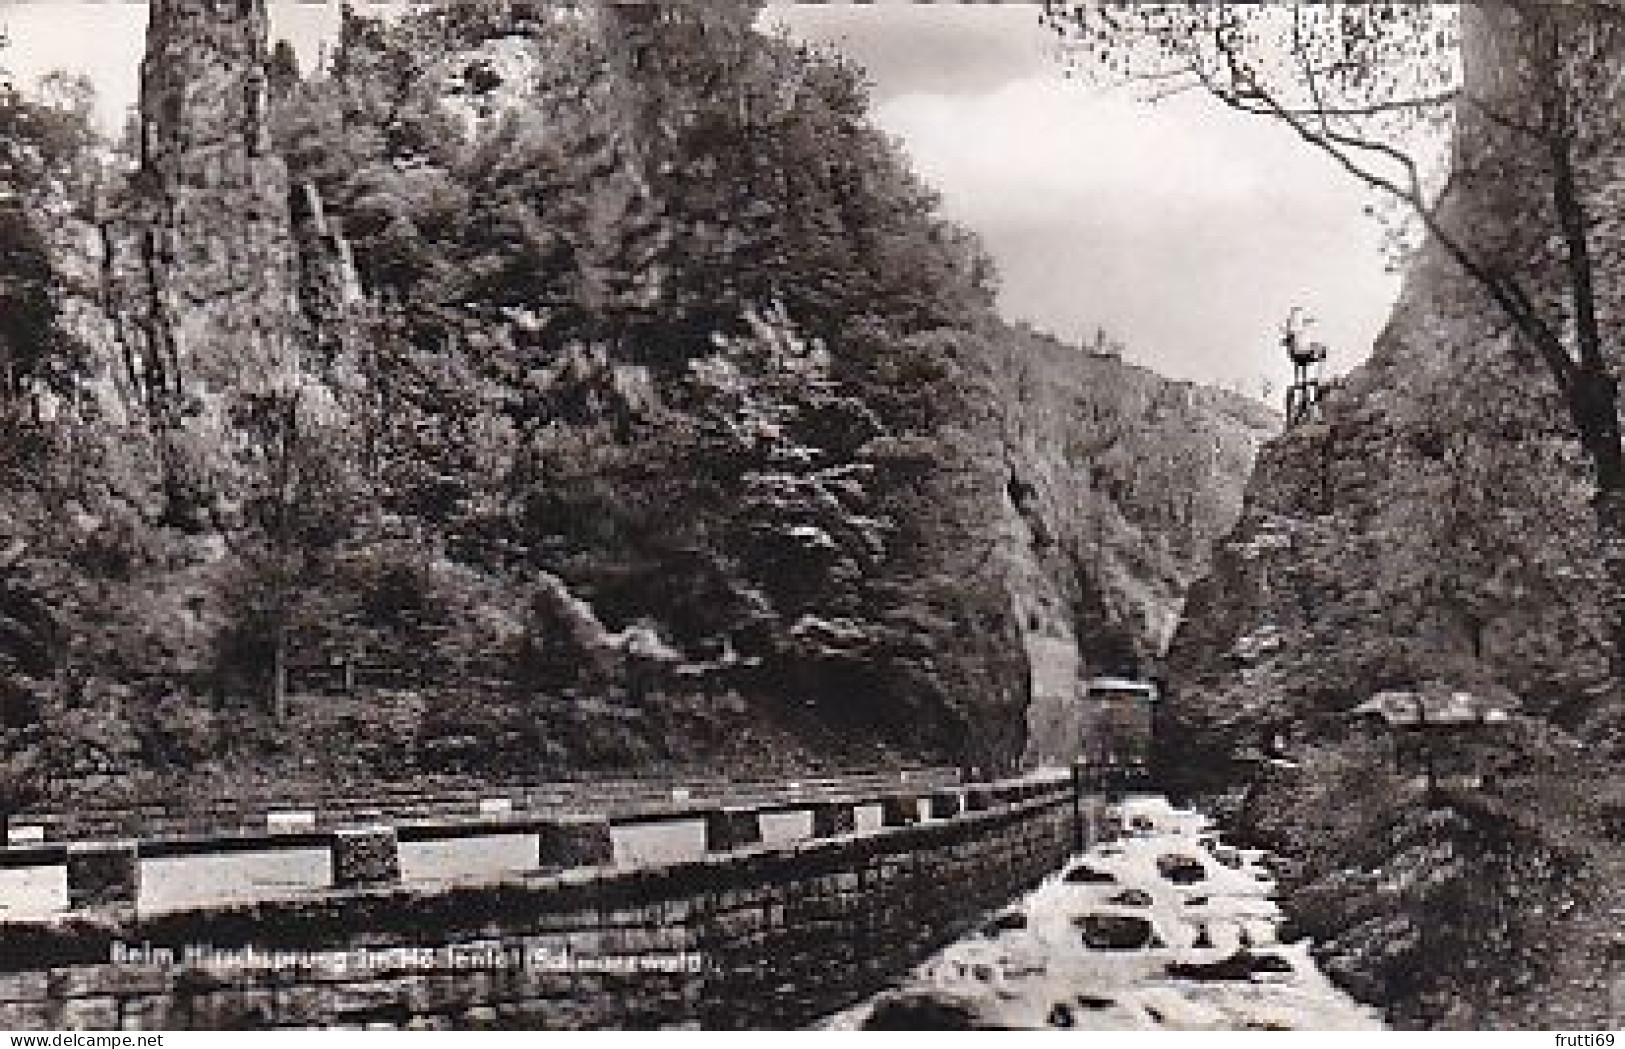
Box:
819, 795, 1384, 1031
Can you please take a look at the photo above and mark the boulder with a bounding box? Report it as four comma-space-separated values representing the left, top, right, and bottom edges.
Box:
864, 992, 991, 1030
1075, 913, 1160, 949
1063, 863, 1117, 885
1165, 950, 1296, 981
1107, 888, 1153, 907
1156, 854, 1208, 884
982, 910, 1028, 936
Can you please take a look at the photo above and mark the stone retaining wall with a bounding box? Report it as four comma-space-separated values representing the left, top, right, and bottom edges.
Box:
0, 782, 1096, 1031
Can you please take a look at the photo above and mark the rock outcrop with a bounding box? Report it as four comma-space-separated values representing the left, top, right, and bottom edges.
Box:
1163, 8, 1625, 786
118, 0, 304, 408
978, 326, 1276, 767
13, 0, 1277, 784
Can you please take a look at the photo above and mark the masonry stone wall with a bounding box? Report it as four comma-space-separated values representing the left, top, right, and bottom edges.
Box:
0, 787, 1097, 1030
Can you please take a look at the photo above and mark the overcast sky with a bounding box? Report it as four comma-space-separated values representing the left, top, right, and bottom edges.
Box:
0, 2, 1404, 397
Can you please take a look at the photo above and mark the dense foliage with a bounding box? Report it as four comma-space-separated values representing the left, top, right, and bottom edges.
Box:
0, 4, 1037, 808
0, 2, 1272, 816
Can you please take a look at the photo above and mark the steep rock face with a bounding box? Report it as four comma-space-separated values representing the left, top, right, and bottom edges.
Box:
15, 2, 1276, 783
976, 327, 1277, 767
1163, 8, 1625, 788
134, 0, 301, 391
57, 0, 363, 683
1167, 264, 1610, 785
101, 0, 308, 518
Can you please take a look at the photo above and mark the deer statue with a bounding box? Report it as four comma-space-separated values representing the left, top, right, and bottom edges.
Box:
1280, 308, 1328, 426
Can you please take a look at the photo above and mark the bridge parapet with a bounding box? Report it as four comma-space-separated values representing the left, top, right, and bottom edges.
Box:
7, 767, 964, 846
0, 767, 1109, 1030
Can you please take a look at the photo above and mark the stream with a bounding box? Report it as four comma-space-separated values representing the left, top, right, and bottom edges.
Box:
820, 796, 1385, 1031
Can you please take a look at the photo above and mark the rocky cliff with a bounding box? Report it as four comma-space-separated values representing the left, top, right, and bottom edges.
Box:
1140, 9, 1625, 1027
980, 326, 1276, 767
106, 0, 310, 504
1165, 251, 1612, 783
1161, 8, 1625, 788
6, 0, 1275, 792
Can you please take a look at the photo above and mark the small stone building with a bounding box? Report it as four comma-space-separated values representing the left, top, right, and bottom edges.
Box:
1350, 687, 1517, 784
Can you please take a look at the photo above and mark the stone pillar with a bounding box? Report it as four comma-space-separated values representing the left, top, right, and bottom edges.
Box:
331, 825, 401, 889
704, 807, 763, 853
66, 842, 140, 910
537, 816, 615, 870
993, 783, 1027, 808
810, 802, 856, 838
880, 795, 920, 828
927, 791, 961, 820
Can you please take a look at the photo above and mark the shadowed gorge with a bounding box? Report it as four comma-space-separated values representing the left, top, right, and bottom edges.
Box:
1160, 4, 1625, 1028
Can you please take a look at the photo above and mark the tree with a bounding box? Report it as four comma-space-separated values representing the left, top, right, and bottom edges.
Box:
0, 70, 100, 413
220, 379, 366, 721
1043, 2, 1625, 699
0, 523, 54, 838
268, 39, 300, 101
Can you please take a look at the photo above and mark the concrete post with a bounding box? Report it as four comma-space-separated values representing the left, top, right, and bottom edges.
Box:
880, 795, 920, 828
704, 807, 763, 853
66, 841, 140, 910
331, 825, 401, 889
537, 816, 615, 869
810, 802, 856, 838
927, 791, 961, 820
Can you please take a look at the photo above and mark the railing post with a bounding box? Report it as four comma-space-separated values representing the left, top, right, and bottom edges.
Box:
881, 794, 920, 828
537, 815, 615, 869
331, 825, 401, 889
810, 801, 855, 838
66, 841, 140, 911
704, 807, 763, 853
